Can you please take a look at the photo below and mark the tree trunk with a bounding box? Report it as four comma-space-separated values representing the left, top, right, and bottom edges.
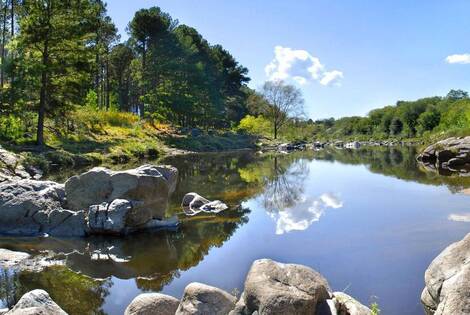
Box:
139, 42, 146, 118
105, 48, 110, 110
9, 0, 14, 102
0, 0, 7, 89
37, 0, 51, 147
274, 123, 278, 139
37, 45, 49, 146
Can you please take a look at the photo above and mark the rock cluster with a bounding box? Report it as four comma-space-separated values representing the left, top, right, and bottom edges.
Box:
0, 164, 178, 237
125, 259, 371, 315
421, 232, 470, 315
417, 137, 470, 174
0, 146, 38, 183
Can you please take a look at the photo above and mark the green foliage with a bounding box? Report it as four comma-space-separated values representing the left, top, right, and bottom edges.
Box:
85, 90, 99, 111
0, 114, 24, 141
237, 115, 272, 136
370, 302, 381, 315
311, 90, 470, 140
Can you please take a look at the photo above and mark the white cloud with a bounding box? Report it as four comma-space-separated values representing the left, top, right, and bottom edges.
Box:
271, 192, 343, 235
265, 46, 343, 86
446, 54, 470, 64
320, 70, 344, 86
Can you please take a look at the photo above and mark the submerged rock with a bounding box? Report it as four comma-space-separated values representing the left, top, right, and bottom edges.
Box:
176, 282, 237, 315
181, 192, 228, 216
5, 289, 67, 315
125, 293, 179, 315
421, 232, 470, 315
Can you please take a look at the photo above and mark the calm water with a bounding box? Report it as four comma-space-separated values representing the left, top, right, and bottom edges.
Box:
2, 147, 470, 315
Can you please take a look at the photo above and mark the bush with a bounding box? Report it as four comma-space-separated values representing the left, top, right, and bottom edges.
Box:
0, 114, 26, 141
237, 115, 272, 137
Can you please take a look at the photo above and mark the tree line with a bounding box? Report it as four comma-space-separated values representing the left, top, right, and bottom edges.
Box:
0, 1, 250, 145
311, 89, 470, 140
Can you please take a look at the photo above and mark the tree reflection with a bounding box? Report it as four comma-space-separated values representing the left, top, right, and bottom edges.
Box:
262, 157, 309, 214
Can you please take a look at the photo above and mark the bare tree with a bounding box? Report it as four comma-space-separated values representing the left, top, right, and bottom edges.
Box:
261, 80, 304, 139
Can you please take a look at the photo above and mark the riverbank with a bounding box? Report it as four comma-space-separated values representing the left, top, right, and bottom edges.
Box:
0, 110, 258, 176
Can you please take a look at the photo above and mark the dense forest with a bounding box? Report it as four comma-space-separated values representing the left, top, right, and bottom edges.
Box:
0, 0, 251, 146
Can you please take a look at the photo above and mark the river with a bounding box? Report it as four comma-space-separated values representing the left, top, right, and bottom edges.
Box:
2, 146, 470, 315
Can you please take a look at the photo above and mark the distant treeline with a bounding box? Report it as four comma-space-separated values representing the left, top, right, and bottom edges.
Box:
311, 89, 470, 140
0, 1, 250, 145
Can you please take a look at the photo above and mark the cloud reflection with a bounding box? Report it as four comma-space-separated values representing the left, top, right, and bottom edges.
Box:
271, 193, 343, 235
448, 213, 470, 222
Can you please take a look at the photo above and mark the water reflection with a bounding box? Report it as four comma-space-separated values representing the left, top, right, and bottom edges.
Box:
3, 147, 470, 315
448, 213, 470, 222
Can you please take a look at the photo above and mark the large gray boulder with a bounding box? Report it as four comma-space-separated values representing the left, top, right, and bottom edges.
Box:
176, 282, 237, 315
233, 259, 331, 315
5, 289, 67, 315
0, 179, 85, 236
421, 232, 470, 315
125, 293, 179, 315
65, 165, 178, 225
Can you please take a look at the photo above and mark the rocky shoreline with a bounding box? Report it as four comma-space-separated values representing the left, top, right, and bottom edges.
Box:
0, 256, 372, 315
417, 136, 470, 175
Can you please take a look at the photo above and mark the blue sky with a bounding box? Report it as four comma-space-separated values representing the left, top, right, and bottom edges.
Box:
107, 0, 470, 119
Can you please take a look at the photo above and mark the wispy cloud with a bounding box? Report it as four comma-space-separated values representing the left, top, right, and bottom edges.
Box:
265, 46, 343, 86
446, 54, 470, 64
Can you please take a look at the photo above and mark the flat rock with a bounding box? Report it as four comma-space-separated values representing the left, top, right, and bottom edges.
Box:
125, 293, 179, 315
0, 248, 30, 268
176, 282, 237, 315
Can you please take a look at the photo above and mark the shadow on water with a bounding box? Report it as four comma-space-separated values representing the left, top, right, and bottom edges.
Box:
3, 147, 470, 314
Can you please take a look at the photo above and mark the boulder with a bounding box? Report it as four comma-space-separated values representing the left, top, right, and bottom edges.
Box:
236, 259, 331, 315
125, 293, 179, 315
333, 292, 371, 315
0, 248, 30, 268
181, 193, 228, 216
5, 289, 67, 315
421, 232, 470, 315
418, 137, 470, 173
65, 165, 178, 225
176, 282, 237, 315
0, 179, 86, 236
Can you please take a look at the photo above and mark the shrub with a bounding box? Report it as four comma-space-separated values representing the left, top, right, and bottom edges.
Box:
0, 114, 25, 141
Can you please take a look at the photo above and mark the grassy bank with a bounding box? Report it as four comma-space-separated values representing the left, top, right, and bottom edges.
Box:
1, 108, 257, 174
